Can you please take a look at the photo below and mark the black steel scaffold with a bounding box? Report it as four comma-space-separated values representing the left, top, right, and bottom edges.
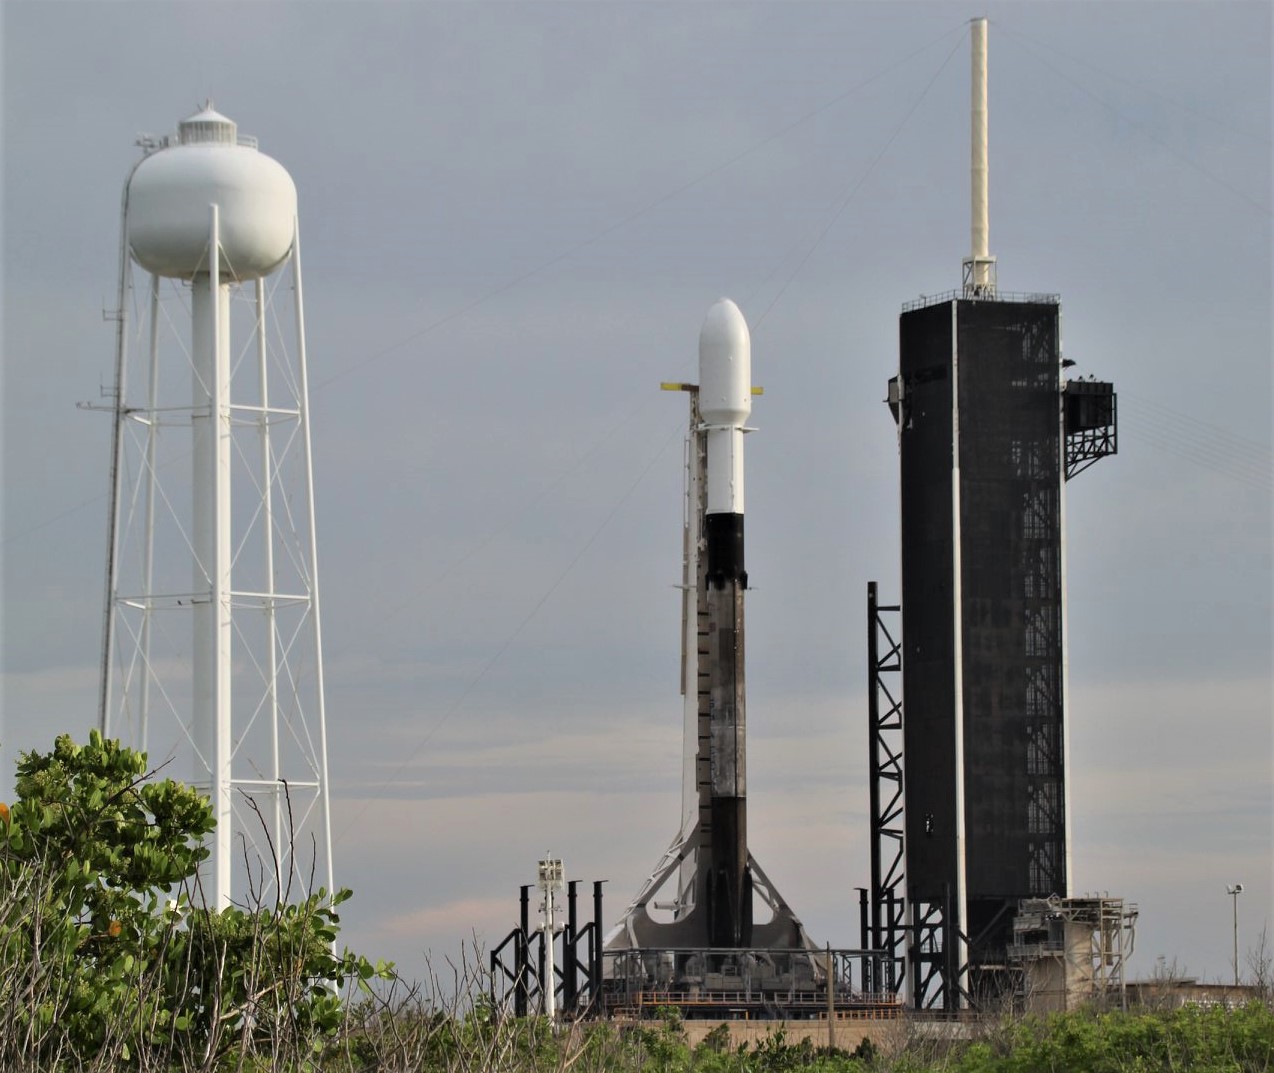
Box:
490, 880, 606, 1019
867, 582, 906, 997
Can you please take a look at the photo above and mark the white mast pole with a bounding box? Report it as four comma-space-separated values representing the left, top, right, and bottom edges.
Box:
538, 857, 563, 1020
964, 17, 996, 296
971, 18, 989, 280
544, 881, 557, 1020
291, 218, 336, 899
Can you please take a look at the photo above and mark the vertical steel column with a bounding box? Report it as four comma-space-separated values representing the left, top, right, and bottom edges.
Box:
537, 928, 548, 1017
867, 581, 906, 997
884, 890, 899, 992
868, 583, 883, 946
99, 158, 143, 737
190, 207, 232, 910
564, 880, 579, 1012
516, 885, 530, 1017
255, 276, 283, 878
943, 883, 957, 1012
857, 887, 871, 992
592, 880, 605, 1015
139, 276, 161, 751
289, 219, 336, 901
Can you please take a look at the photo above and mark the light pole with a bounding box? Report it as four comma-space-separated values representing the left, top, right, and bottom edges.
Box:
538, 856, 564, 1020
1227, 884, 1244, 987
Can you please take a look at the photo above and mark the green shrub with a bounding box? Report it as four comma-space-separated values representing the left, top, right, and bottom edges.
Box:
0, 731, 390, 1070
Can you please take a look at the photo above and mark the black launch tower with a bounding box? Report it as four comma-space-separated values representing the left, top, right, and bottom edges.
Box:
868, 19, 1119, 1010
882, 293, 1115, 1006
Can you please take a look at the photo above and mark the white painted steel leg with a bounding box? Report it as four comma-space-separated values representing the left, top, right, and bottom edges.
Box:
192, 206, 232, 910
256, 276, 284, 890
100, 185, 135, 737
291, 219, 335, 899
140, 275, 161, 752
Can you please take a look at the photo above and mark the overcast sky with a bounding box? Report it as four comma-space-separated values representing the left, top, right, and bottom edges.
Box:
2, 1, 1270, 992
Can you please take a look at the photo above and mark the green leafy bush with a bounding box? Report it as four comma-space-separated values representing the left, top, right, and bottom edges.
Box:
0, 731, 390, 1070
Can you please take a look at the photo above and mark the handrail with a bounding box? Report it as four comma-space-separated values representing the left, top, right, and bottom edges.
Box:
602, 988, 902, 1009
901, 289, 1060, 312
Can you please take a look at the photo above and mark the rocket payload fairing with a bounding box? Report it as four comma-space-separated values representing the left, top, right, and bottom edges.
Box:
606, 299, 810, 956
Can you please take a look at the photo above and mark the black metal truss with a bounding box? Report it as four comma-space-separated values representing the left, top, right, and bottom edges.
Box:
1064, 382, 1118, 480
908, 889, 978, 1012
490, 880, 605, 1019
867, 581, 907, 997
490, 885, 534, 1017
1021, 483, 1066, 898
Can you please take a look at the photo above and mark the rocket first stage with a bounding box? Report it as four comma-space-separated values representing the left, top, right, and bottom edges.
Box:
606, 299, 811, 955
699, 298, 752, 948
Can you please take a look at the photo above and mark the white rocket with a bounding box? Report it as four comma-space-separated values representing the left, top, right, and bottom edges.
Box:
606, 298, 811, 955
698, 298, 752, 946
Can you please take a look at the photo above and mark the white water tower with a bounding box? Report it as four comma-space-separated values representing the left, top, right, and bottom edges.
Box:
98, 104, 332, 909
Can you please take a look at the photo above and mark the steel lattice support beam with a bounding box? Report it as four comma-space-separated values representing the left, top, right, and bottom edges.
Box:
1064, 381, 1118, 480
868, 581, 907, 996
909, 888, 977, 1012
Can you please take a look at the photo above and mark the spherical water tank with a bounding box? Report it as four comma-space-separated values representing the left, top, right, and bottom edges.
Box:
127, 105, 297, 280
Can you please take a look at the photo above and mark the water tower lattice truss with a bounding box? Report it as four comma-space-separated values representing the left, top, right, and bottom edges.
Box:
98, 105, 332, 910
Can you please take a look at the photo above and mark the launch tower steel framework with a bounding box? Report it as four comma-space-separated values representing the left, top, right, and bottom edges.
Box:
866, 582, 906, 997
878, 292, 1117, 1011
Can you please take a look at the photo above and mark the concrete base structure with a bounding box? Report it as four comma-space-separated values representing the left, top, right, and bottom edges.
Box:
676, 1014, 901, 1052
1008, 896, 1138, 1013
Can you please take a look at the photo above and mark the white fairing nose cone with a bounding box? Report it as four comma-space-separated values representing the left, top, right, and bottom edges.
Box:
698, 298, 752, 427
698, 298, 752, 516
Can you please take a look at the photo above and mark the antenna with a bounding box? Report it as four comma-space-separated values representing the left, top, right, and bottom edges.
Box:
962, 17, 997, 297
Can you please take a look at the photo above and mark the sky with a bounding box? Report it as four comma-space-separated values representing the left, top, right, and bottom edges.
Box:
2, 1, 1270, 994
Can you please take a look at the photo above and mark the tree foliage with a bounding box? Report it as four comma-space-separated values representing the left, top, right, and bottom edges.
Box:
0, 731, 389, 1070
947, 1002, 1274, 1073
